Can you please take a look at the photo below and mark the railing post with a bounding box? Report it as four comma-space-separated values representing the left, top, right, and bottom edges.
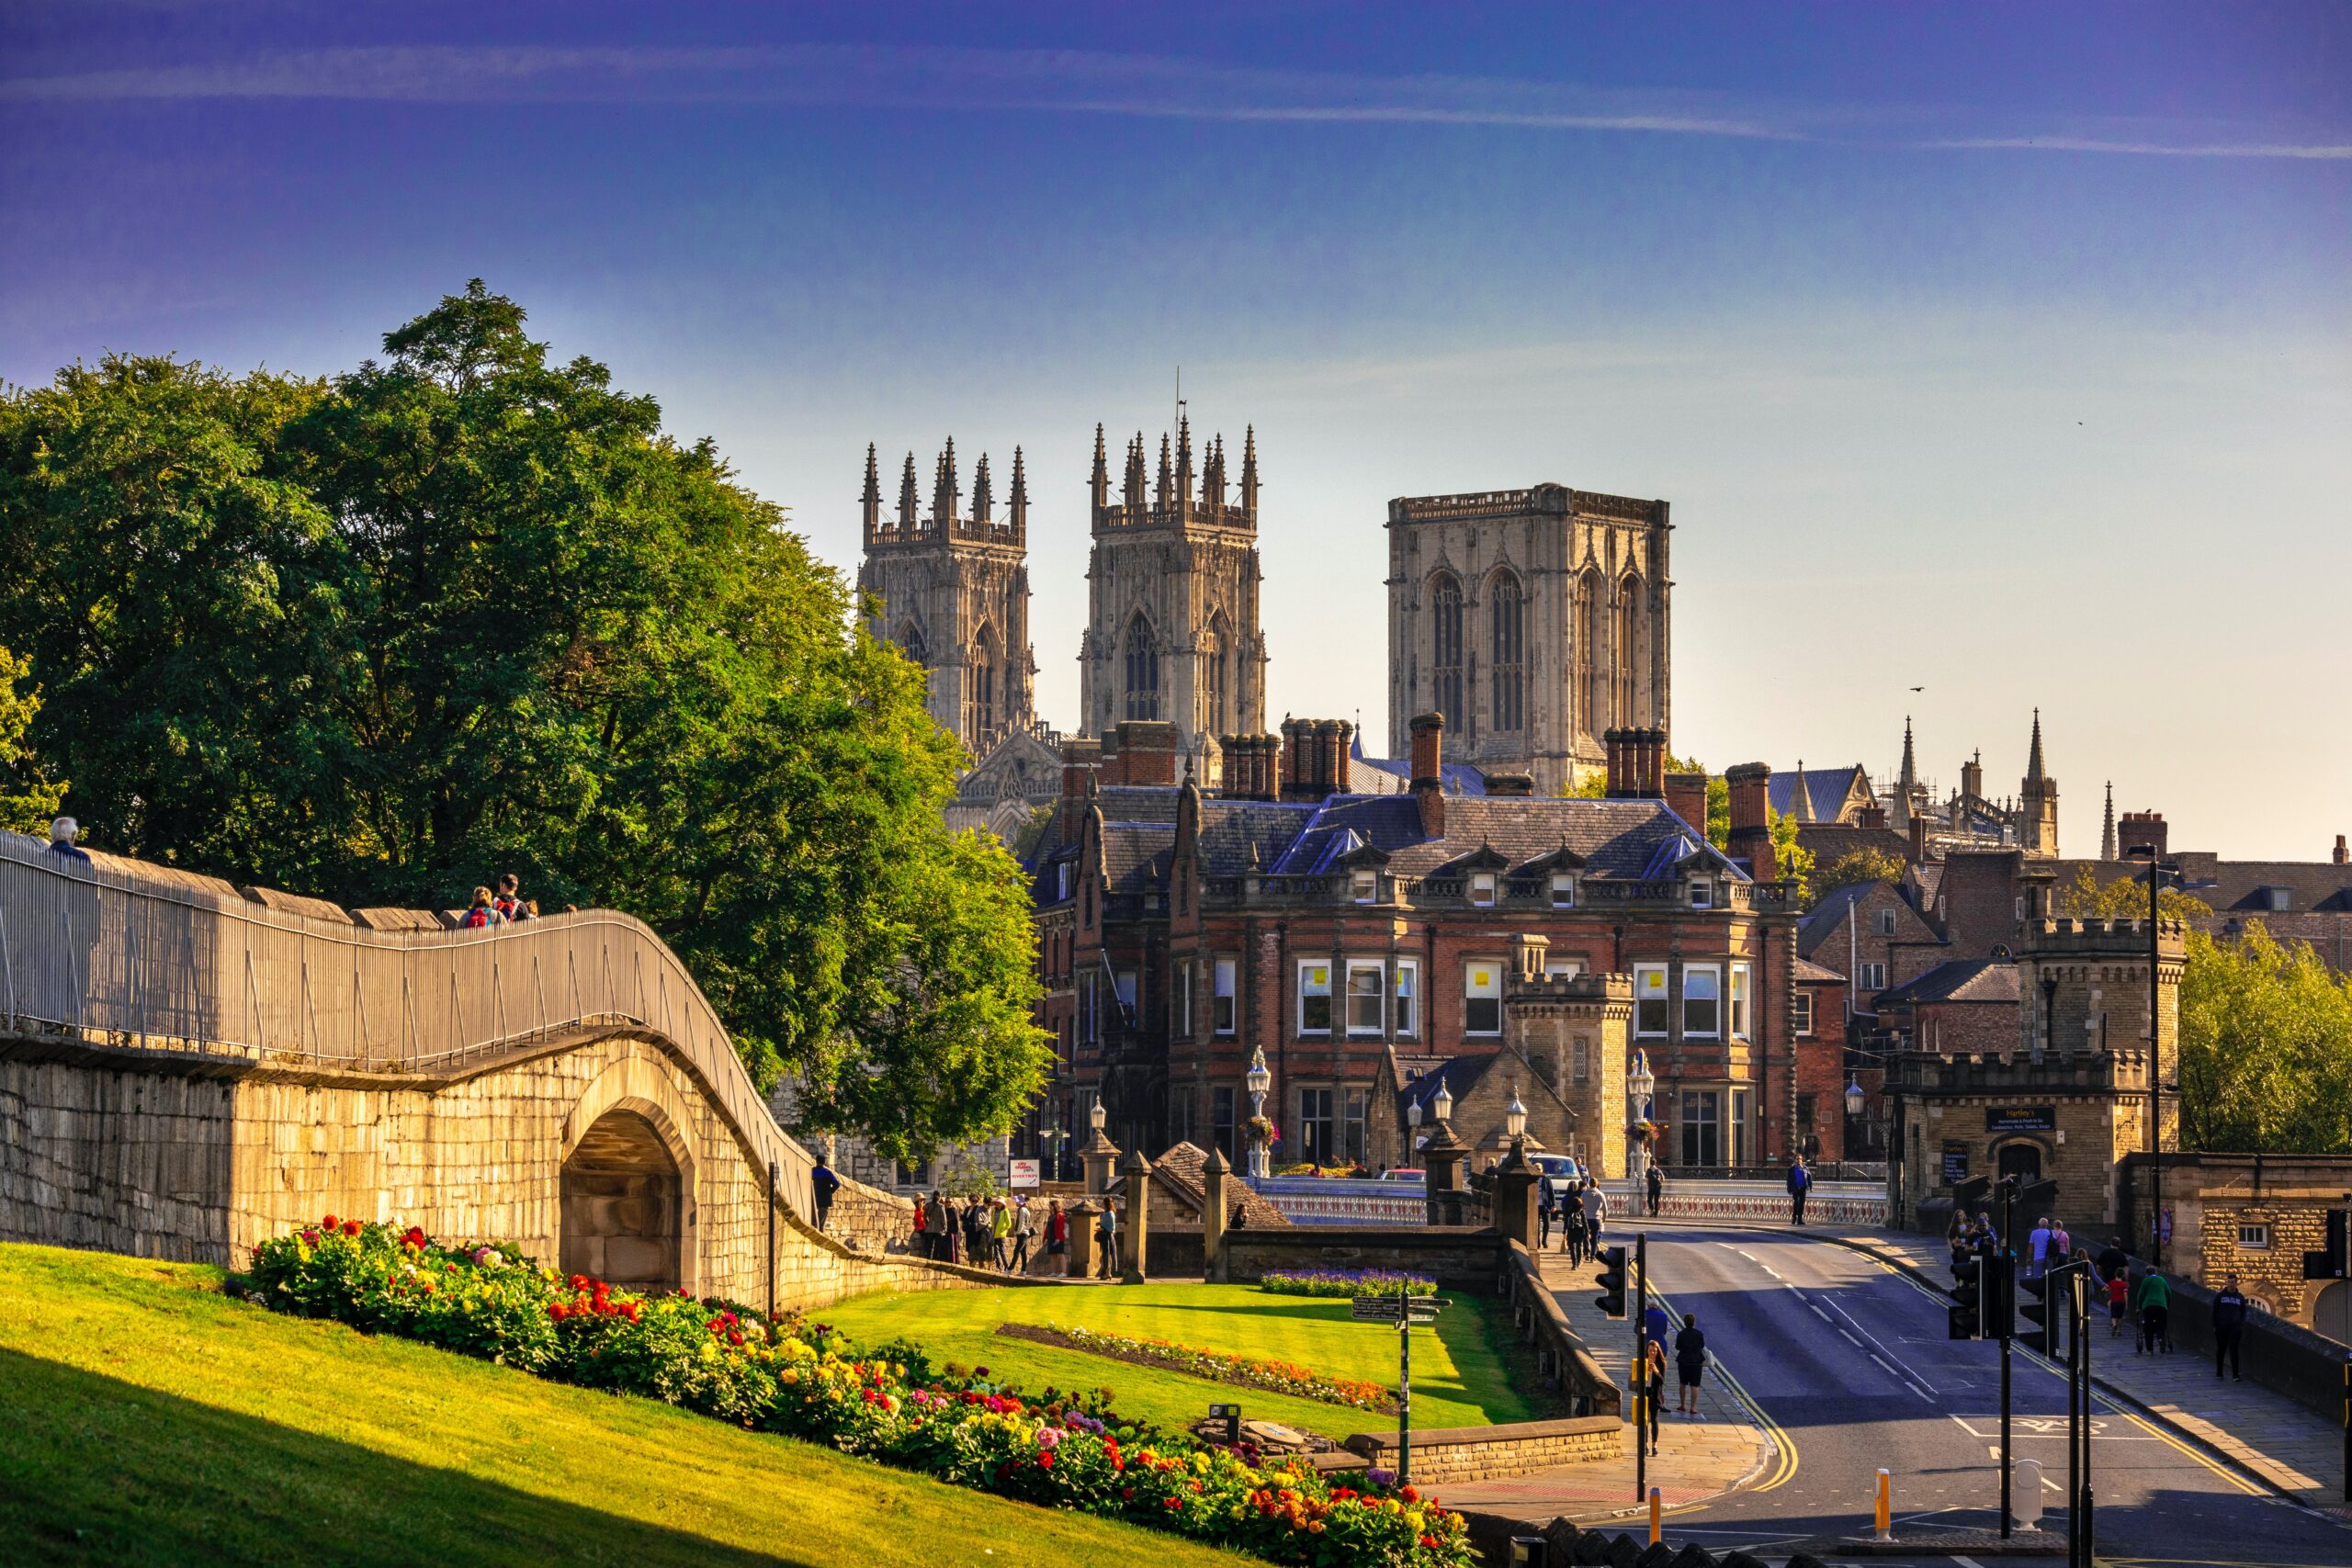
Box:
0, 904, 14, 1032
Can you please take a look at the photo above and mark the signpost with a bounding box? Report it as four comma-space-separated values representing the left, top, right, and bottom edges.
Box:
1008, 1158, 1040, 1190
1353, 1280, 1445, 1484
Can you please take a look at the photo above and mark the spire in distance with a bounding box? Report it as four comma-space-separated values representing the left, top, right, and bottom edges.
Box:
970, 450, 992, 524
897, 451, 920, 528
2101, 782, 2117, 862
861, 442, 881, 533
1008, 446, 1029, 534
2025, 707, 2048, 785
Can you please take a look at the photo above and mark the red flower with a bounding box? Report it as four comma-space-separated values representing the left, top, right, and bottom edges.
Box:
341, 1220, 361, 1237
571, 1274, 590, 1292
322, 1214, 339, 1230
1036, 1452, 1055, 1470
548, 1303, 568, 1322
1400, 1483, 1419, 1504
1420, 1535, 1439, 1550
728, 1331, 744, 1347
300, 1230, 320, 1246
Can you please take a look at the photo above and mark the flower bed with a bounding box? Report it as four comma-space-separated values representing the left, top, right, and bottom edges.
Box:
997, 1322, 1395, 1413
244, 1218, 1470, 1566
1260, 1269, 1437, 1300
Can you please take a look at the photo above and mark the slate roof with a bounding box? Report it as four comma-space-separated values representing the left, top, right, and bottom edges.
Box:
1792, 956, 1847, 984
1769, 766, 1869, 824
1264, 794, 1740, 882
1349, 734, 1490, 798
1797, 883, 1880, 953
1878, 959, 2019, 1007
2050, 856, 2352, 924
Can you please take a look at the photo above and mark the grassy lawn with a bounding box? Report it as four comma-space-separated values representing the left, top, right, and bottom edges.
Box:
818, 1282, 1538, 1438
0, 1244, 1255, 1568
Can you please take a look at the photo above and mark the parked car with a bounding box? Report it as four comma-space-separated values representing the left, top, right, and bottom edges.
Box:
1378, 1168, 1427, 1184
1531, 1155, 1585, 1185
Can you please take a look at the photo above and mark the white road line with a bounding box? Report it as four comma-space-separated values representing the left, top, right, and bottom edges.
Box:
1871, 1351, 1904, 1379
1819, 1284, 1941, 1393
1839, 1328, 1864, 1347
1952, 1556, 1989, 1568
1810, 1304, 1831, 1321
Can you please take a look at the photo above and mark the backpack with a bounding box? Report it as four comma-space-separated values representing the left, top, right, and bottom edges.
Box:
459, 907, 492, 929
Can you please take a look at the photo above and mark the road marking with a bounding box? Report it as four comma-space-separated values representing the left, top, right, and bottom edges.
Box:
1840, 1327, 1863, 1346
1810, 1305, 1831, 1321
1951, 1557, 1988, 1568
1638, 1276, 1798, 1495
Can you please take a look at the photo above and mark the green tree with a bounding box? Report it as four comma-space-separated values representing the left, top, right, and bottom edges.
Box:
2052, 863, 2213, 923
1666, 751, 1730, 849
2177, 924, 2352, 1154
1767, 805, 1815, 905
1811, 845, 1907, 908
0, 284, 1048, 1162
0, 645, 66, 834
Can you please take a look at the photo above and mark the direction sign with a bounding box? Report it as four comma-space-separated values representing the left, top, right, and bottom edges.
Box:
1351, 1293, 1445, 1323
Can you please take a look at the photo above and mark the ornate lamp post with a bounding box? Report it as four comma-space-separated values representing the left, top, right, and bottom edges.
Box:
1844, 1077, 1867, 1169
1245, 1044, 1273, 1179
1627, 1048, 1657, 1190
1502, 1085, 1531, 1168
1432, 1080, 1454, 1126
1406, 1095, 1423, 1164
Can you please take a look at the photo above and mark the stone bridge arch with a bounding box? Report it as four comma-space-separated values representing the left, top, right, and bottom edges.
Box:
560, 1057, 701, 1295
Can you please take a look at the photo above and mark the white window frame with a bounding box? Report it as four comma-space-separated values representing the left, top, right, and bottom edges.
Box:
1351, 870, 1377, 905
1345, 960, 1385, 1035
1213, 956, 1237, 1035
1464, 959, 1503, 1037
1729, 962, 1752, 1041
1296, 959, 1332, 1036
1470, 871, 1498, 908
1544, 957, 1586, 981
1689, 880, 1713, 909
2237, 1222, 2271, 1250
1393, 959, 1419, 1039
1859, 961, 1887, 991
1683, 963, 1722, 1039
1173, 958, 1194, 1041
1549, 873, 1576, 908
1792, 989, 1815, 1038
1877, 908, 1898, 936
1634, 964, 1669, 1038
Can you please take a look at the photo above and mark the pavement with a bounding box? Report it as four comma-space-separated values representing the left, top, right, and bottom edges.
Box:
1746, 1218, 2351, 1511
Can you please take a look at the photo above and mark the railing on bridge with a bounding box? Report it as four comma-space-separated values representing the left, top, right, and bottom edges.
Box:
0, 830, 819, 1218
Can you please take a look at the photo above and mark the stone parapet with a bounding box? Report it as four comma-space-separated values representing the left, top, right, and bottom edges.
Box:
1341, 1416, 1623, 1484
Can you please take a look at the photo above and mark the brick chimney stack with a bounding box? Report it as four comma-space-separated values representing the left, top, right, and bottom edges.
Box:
2118, 810, 2168, 862
1317, 719, 1351, 797
1665, 770, 1710, 834
1605, 726, 1668, 798
1724, 762, 1774, 882
1058, 738, 1102, 843
1410, 713, 1447, 840
1279, 719, 1313, 801
2335, 834, 2347, 866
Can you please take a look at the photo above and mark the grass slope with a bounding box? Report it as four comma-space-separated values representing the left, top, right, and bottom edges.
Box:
819, 1283, 1537, 1438
0, 1244, 1254, 1568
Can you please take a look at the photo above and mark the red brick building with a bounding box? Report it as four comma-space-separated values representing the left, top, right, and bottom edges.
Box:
1025, 716, 1805, 1177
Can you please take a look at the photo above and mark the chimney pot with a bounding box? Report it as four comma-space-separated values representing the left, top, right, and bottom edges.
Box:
1409, 713, 1447, 839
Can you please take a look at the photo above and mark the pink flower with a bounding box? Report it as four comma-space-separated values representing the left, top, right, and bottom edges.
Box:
1036, 1427, 1062, 1451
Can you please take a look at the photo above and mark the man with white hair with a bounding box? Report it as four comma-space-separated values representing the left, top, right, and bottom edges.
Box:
47, 817, 90, 864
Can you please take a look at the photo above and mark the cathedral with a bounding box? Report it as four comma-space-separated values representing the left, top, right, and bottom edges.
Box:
1077, 418, 1268, 782
1384, 482, 1673, 795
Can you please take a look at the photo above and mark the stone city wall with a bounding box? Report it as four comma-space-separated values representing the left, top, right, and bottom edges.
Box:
1342, 1417, 1623, 1484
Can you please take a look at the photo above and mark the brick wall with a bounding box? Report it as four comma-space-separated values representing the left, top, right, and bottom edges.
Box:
1342, 1417, 1622, 1483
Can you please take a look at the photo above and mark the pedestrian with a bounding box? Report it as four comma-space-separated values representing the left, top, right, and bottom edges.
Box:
989, 1196, 1013, 1269
1581, 1178, 1606, 1244
911, 1193, 929, 1256
1642, 1338, 1668, 1455
1946, 1208, 1972, 1269
1010, 1196, 1035, 1273
47, 817, 91, 865
2133, 1267, 2172, 1355
492, 873, 532, 922
2050, 1219, 2072, 1269
929, 1192, 955, 1263
458, 886, 499, 929
964, 1200, 989, 1269
2097, 1241, 2130, 1283
809, 1155, 841, 1233
1046, 1198, 1069, 1269
2106, 1268, 2129, 1337
2211, 1272, 2247, 1380
1563, 1190, 1589, 1266
1675, 1312, 1708, 1416
1537, 1169, 1558, 1247
1095, 1201, 1120, 1280
1646, 1162, 1664, 1218
2027, 1216, 2053, 1280
1786, 1155, 1811, 1225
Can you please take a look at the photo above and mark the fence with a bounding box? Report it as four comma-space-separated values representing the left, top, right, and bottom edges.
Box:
1244, 1175, 1432, 1226
0, 831, 819, 1219
1602, 1177, 1887, 1227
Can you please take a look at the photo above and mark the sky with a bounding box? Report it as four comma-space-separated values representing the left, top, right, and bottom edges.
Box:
4, 2, 2347, 861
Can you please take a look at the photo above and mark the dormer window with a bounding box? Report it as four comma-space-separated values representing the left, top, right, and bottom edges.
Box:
1057, 863, 1073, 901
1352, 870, 1377, 904
1550, 874, 1576, 908
1688, 881, 1713, 909
1470, 872, 1498, 908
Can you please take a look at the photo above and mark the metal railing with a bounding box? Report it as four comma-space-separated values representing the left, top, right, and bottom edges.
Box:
0, 830, 817, 1218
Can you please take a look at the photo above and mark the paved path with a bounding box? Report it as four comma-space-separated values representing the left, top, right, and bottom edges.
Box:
1764, 1219, 2350, 1510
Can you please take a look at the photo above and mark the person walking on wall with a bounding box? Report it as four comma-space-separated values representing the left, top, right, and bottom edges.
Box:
1045, 1198, 1069, 1271
989, 1197, 1013, 1270
1537, 1169, 1558, 1248
1643, 1338, 1668, 1456
1645, 1162, 1664, 1218
1010, 1196, 1035, 1274
2027, 1215, 2053, 1281
1786, 1156, 1811, 1226
1563, 1187, 1589, 1266
1581, 1177, 1606, 1245
809, 1156, 842, 1234
2211, 1272, 2247, 1380
1674, 1313, 1708, 1416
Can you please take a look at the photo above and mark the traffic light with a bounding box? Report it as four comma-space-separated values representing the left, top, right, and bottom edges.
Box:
1985, 1252, 2017, 1341
1594, 1246, 1627, 1318
2018, 1272, 2057, 1355
1948, 1254, 1984, 1340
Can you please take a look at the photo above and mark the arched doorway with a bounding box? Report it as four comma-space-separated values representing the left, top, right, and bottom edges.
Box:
560, 1109, 684, 1292
1996, 1142, 2043, 1183
2312, 1280, 2351, 1341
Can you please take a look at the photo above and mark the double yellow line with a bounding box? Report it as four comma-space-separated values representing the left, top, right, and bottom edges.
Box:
1637, 1278, 1800, 1495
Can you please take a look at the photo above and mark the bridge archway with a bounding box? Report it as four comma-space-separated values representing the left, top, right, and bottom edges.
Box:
560, 1056, 701, 1296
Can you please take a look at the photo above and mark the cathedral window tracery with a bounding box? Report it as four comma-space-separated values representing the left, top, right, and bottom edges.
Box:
1123, 614, 1160, 721
1489, 570, 1525, 734
1430, 572, 1464, 725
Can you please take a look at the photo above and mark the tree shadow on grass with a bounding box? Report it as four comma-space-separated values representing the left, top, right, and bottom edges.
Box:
0, 1349, 809, 1568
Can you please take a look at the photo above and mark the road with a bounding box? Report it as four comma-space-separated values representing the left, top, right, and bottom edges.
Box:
1627, 1219, 2352, 1566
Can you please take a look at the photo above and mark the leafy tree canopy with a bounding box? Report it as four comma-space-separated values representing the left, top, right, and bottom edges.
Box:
1768, 805, 1815, 905
0, 283, 1048, 1161
1810, 845, 1908, 908
2178, 924, 2352, 1154
0, 646, 65, 834
2052, 863, 2213, 923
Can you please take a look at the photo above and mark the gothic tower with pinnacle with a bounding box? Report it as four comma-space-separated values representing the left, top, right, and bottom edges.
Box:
856, 438, 1036, 756
1079, 416, 1267, 777
2019, 708, 2060, 857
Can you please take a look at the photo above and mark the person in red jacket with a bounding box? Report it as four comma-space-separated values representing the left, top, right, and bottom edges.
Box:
1045, 1198, 1069, 1269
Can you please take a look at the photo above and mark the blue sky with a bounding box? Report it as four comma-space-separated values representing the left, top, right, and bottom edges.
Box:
4, 3, 2346, 859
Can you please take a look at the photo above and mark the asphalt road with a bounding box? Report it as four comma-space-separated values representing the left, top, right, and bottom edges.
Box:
1627, 1220, 2352, 1567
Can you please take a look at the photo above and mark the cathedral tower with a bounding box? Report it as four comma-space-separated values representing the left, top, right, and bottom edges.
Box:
1385, 481, 1671, 794
857, 438, 1035, 755
1079, 417, 1267, 776
2019, 708, 2060, 857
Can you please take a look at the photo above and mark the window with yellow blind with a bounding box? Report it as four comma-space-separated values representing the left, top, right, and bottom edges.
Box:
1464, 960, 1502, 1035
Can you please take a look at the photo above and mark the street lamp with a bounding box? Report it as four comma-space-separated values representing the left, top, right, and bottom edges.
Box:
1844, 1077, 1866, 1120
2124, 846, 2214, 1268
1627, 1049, 1657, 1191
1245, 1044, 1273, 1179
1089, 1096, 1108, 1134
1431, 1080, 1454, 1124
1506, 1084, 1528, 1146
1406, 1095, 1423, 1158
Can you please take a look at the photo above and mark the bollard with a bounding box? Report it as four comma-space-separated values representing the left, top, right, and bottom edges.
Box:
1648, 1485, 1662, 1544
1873, 1467, 1893, 1540
2013, 1457, 2045, 1532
